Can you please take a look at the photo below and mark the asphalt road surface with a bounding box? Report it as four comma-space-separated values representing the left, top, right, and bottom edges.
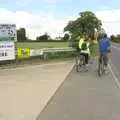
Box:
37, 54, 120, 120
111, 43, 120, 72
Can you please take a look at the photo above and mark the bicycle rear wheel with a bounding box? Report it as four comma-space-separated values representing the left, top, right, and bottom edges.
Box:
80, 55, 86, 67
98, 56, 104, 76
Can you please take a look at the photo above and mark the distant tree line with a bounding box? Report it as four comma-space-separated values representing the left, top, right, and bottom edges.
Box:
17, 28, 70, 42
110, 34, 120, 43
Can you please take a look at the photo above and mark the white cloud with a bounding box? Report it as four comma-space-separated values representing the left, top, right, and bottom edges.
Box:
95, 10, 120, 36
0, 8, 120, 40
0, 8, 69, 39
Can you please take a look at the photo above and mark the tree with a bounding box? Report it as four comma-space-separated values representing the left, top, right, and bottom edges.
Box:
36, 32, 51, 41
63, 33, 70, 41
110, 35, 115, 41
64, 11, 102, 40
17, 28, 27, 42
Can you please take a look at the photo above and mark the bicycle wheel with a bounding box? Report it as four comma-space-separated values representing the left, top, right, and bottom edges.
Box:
75, 54, 80, 72
79, 55, 85, 66
98, 61, 102, 76
102, 56, 105, 74
98, 56, 104, 76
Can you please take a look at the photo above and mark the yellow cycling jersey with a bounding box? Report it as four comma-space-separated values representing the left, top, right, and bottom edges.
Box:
79, 38, 90, 56
79, 38, 84, 49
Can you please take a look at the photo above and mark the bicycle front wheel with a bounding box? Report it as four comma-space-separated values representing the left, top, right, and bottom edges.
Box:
98, 56, 104, 76
75, 55, 80, 72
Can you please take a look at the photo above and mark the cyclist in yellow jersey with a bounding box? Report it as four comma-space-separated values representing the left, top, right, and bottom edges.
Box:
79, 37, 90, 65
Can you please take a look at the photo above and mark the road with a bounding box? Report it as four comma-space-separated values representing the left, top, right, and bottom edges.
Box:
111, 43, 120, 72
0, 43, 120, 120
0, 61, 74, 120
37, 44, 120, 120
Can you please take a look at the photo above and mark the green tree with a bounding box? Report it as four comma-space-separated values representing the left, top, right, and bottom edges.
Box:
110, 35, 115, 41
17, 28, 27, 42
115, 34, 120, 43
63, 33, 70, 41
36, 32, 51, 41
110, 34, 120, 43
64, 11, 102, 40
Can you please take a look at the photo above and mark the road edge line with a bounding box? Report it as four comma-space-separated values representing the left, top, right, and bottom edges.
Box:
95, 56, 120, 88
108, 63, 120, 88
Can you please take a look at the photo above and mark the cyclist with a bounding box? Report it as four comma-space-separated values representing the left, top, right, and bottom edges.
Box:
98, 33, 111, 71
79, 36, 90, 67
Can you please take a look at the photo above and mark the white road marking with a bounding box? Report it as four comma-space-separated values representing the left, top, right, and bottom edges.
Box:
96, 56, 120, 88
108, 63, 120, 88
109, 45, 120, 88
112, 46, 120, 50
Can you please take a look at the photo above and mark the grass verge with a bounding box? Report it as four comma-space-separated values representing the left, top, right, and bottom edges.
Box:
16, 42, 68, 49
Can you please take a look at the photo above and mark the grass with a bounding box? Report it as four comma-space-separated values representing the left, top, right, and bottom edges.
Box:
16, 42, 68, 49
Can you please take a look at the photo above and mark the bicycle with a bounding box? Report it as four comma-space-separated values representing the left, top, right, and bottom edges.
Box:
98, 54, 105, 76
75, 51, 86, 72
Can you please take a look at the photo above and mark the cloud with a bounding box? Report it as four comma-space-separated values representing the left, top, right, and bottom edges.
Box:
0, 8, 68, 39
0, 8, 120, 40
95, 9, 120, 36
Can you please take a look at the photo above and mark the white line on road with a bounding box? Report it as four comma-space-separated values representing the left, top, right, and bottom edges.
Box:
92, 55, 120, 88
108, 63, 120, 88
109, 45, 120, 88
112, 42, 120, 47
112, 46, 120, 50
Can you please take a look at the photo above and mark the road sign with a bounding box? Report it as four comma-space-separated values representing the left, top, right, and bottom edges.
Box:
0, 24, 17, 41
17, 48, 30, 59
0, 41, 15, 61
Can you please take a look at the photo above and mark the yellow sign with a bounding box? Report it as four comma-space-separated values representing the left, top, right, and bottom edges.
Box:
17, 48, 30, 59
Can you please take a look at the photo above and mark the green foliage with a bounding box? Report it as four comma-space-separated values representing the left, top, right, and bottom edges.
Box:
17, 28, 27, 42
64, 11, 102, 40
63, 33, 70, 41
36, 33, 51, 41
110, 34, 120, 43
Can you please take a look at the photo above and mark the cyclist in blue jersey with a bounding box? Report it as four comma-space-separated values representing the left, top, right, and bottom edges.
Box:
99, 33, 111, 70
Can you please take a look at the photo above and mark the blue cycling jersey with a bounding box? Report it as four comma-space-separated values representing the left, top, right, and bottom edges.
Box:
99, 38, 110, 55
